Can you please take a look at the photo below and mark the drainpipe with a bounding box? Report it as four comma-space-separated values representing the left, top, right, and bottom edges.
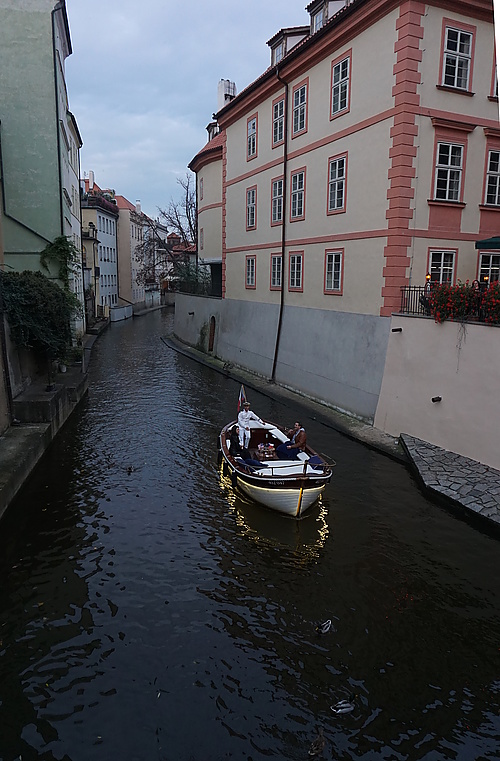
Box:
0, 270, 14, 423
271, 67, 289, 382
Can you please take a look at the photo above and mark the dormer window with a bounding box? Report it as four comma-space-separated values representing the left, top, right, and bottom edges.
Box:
268, 27, 308, 67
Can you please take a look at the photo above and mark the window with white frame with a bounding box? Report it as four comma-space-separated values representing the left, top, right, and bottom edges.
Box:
291, 170, 305, 219
247, 116, 257, 159
434, 142, 463, 201
246, 187, 256, 229
313, 8, 324, 32
273, 42, 284, 64
325, 251, 343, 292
292, 84, 307, 135
271, 255, 282, 289
442, 26, 472, 90
429, 250, 455, 283
485, 150, 500, 205
273, 98, 284, 146
289, 253, 303, 290
479, 253, 500, 283
332, 57, 350, 115
246, 256, 256, 288
328, 156, 346, 212
272, 179, 283, 224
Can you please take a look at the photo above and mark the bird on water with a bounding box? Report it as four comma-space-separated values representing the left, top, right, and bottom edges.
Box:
315, 619, 331, 635
330, 694, 357, 714
308, 726, 326, 756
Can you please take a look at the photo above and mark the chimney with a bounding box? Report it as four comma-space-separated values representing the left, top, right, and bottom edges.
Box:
136, 200, 142, 213
217, 79, 237, 112
89, 170, 94, 190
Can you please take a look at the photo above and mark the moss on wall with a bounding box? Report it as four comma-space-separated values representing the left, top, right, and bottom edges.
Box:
196, 322, 208, 352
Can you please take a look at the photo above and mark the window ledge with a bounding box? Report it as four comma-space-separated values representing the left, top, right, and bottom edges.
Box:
488, 95, 499, 102
479, 204, 500, 211
436, 84, 474, 97
428, 199, 466, 209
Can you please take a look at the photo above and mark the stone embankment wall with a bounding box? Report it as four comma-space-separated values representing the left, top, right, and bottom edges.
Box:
0, 364, 89, 521
375, 315, 500, 470
173, 292, 390, 421
174, 293, 499, 471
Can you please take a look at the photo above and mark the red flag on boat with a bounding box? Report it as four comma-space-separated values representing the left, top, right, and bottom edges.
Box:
237, 384, 247, 412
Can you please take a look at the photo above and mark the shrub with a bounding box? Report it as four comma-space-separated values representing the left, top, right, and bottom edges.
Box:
427, 281, 489, 324
482, 282, 500, 324
0, 270, 80, 360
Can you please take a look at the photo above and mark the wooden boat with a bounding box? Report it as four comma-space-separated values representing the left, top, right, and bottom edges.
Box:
217, 419, 333, 518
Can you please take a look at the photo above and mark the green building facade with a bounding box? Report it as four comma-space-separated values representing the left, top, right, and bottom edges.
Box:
0, 0, 74, 275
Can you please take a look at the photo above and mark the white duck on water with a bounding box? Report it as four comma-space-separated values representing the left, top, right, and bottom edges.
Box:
330, 694, 357, 714
315, 619, 331, 635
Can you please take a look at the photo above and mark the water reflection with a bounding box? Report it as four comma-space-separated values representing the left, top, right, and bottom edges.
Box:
218, 465, 330, 557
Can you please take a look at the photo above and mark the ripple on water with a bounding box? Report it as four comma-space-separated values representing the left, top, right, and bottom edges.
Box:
0, 313, 499, 759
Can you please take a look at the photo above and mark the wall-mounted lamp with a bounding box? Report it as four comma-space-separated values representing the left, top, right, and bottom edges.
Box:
426, 272, 431, 282
188, 311, 194, 316
391, 327, 403, 333
431, 396, 442, 403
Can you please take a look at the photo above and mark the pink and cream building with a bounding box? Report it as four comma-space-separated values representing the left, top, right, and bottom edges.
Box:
185, 0, 498, 426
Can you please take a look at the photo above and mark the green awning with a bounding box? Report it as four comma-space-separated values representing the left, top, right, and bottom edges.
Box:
475, 235, 500, 250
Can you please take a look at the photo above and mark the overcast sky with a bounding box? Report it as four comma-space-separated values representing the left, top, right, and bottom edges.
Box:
65, 0, 500, 220
65, 0, 309, 218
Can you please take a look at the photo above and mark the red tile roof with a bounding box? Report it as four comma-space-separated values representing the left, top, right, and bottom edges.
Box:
114, 195, 137, 211
189, 129, 225, 172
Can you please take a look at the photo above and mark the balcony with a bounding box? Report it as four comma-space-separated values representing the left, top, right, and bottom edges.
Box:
81, 193, 119, 216
399, 283, 499, 324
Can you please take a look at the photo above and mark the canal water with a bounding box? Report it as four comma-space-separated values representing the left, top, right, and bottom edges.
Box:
0, 310, 499, 761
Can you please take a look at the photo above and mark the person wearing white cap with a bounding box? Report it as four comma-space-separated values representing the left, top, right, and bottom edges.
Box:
237, 401, 263, 449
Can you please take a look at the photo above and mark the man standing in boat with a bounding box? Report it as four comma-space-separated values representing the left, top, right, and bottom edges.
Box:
276, 422, 307, 459
237, 401, 264, 449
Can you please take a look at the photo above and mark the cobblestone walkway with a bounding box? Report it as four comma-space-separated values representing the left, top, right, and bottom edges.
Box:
401, 434, 500, 528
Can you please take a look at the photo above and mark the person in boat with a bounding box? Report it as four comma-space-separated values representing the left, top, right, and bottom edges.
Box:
229, 425, 262, 469
276, 421, 307, 460
237, 401, 264, 449
229, 425, 249, 458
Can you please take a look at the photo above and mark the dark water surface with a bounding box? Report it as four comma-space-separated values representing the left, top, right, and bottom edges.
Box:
0, 311, 499, 761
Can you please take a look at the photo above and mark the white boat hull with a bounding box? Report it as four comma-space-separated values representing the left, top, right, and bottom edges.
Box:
237, 477, 325, 517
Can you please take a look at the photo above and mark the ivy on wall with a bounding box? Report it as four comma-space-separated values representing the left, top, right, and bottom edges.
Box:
40, 235, 80, 289
0, 270, 80, 360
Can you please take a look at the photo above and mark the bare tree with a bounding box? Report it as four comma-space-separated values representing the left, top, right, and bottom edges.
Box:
135, 172, 207, 292
157, 172, 197, 249
133, 215, 172, 287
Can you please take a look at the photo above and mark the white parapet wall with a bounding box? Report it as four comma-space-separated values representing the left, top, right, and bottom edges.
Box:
374, 315, 500, 470
174, 293, 391, 422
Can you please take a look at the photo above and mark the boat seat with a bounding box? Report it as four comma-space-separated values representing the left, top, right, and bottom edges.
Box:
234, 456, 263, 473
296, 451, 309, 461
